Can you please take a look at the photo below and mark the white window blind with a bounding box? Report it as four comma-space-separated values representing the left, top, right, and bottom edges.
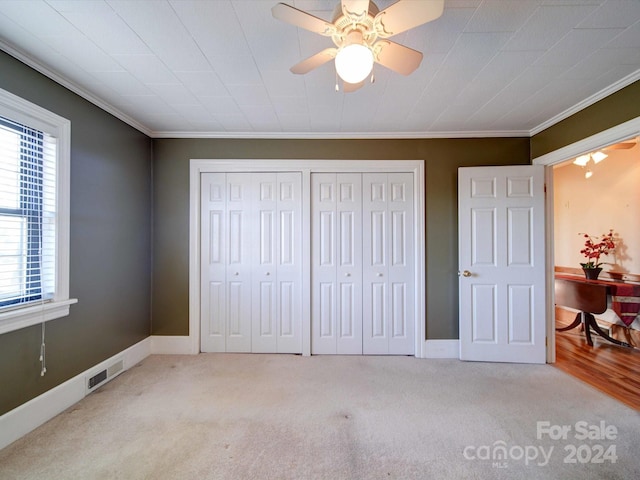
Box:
0, 117, 57, 309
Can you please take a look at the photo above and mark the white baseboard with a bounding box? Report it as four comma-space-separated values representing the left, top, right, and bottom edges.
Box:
424, 339, 460, 358
0, 337, 151, 451
150, 335, 194, 354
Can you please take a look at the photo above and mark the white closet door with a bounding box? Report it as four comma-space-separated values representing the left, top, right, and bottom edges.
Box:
201, 172, 302, 354
223, 173, 253, 352
252, 172, 302, 353
311, 173, 363, 354
275, 173, 303, 353
362, 173, 414, 355
200, 173, 252, 352
201, 172, 227, 352
252, 173, 278, 352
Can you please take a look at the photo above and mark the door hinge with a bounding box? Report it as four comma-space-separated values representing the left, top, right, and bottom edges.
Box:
545, 336, 548, 347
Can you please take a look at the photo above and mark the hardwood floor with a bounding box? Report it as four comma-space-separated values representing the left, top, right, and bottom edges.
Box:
554, 308, 640, 411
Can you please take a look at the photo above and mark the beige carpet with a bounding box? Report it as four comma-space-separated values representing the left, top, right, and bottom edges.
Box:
1, 354, 639, 479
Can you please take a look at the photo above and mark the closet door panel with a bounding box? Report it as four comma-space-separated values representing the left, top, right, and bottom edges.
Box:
201, 173, 227, 352
252, 173, 278, 352
225, 173, 253, 352
311, 173, 362, 354
336, 174, 362, 354
388, 173, 414, 354
275, 172, 303, 353
312, 174, 338, 354
251, 172, 302, 353
363, 174, 389, 354
363, 173, 414, 355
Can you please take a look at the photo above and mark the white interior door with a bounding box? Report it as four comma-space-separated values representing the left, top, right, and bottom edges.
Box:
252, 172, 302, 353
458, 165, 546, 363
362, 173, 414, 355
251, 173, 278, 353
311, 173, 363, 354
200, 172, 227, 352
201, 172, 252, 352
201, 172, 302, 353
312, 172, 414, 355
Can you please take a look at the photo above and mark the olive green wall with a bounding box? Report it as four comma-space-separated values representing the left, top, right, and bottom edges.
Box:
531, 80, 640, 158
152, 138, 530, 340
0, 52, 152, 415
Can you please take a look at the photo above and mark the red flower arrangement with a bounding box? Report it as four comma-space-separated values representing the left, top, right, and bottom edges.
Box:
579, 230, 616, 269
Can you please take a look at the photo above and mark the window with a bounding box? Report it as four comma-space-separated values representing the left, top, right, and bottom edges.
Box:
0, 88, 75, 334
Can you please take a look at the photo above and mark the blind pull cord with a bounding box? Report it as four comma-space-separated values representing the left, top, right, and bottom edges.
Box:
40, 322, 47, 376
38, 237, 47, 376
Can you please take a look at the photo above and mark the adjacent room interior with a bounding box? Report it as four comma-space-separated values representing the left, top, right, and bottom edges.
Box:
552, 137, 640, 409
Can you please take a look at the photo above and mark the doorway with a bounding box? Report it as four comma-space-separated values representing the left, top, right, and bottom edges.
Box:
532, 117, 640, 363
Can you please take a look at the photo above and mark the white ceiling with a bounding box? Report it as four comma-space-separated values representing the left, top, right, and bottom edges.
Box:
0, 0, 639, 139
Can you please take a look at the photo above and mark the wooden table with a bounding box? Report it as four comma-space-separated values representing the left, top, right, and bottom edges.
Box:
555, 276, 633, 348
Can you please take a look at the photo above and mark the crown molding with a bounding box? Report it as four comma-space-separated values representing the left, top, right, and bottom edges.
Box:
530, 68, 640, 137
150, 129, 530, 139
0, 41, 153, 137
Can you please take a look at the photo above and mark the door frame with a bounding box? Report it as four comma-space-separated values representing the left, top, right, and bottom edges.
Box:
532, 116, 640, 362
188, 159, 426, 357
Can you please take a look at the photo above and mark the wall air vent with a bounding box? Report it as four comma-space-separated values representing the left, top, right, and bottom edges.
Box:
85, 358, 124, 394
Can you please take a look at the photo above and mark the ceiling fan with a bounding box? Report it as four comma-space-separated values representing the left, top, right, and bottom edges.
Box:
271, 0, 444, 92
603, 138, 638, 150
572, 138, 638, 178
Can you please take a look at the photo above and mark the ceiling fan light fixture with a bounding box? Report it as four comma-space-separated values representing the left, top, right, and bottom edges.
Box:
573, 154, 590, 167
591, 151, 608, 163
335, 43, 374, 84
272, 0, 445, 91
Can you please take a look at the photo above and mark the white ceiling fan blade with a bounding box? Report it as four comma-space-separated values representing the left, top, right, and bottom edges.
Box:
343, 80, 365, 93
373, 40, 423, 75
272, 3, 335, 36
604, 141, 637, 150
375, 0, 444, 37
290, 48, 338, 75
341, 0, 369, 22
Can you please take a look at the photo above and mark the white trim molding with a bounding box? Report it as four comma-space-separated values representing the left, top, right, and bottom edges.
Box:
423, 340, 460, 359
189, 159, 426, 358
0, 299, 78, 335
154, 130, 530, 140
530, 69, 640, 136
150, 335, 194, 355
0, 338, 151, 451
0, 40, 152, 138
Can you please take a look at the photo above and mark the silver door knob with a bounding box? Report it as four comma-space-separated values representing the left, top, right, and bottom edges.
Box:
234, 272, 239, 276
377, 273, 383, 277
266, 272, 270, 276
345, 273, 351, 277
458, 270, 472, 277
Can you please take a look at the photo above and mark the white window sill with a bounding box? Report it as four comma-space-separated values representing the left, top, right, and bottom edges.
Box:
0, 298, 78, 335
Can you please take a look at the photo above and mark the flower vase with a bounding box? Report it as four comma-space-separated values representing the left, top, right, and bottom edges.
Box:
582, 267, 602, 280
